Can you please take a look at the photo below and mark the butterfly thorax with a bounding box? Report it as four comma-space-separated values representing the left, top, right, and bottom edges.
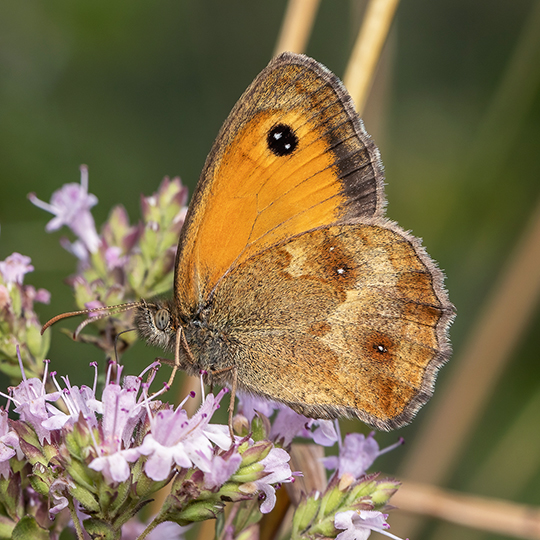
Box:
184, 316, 234, 374
134, 298, 236, 380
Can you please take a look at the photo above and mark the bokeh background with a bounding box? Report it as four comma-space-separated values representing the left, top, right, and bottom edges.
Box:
1, 1, 540, 539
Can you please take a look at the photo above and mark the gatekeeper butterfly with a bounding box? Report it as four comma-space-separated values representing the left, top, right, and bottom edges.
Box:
47, 52, 454, 433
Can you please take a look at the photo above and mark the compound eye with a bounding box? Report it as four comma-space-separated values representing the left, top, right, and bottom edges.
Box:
154, 309, 170, 331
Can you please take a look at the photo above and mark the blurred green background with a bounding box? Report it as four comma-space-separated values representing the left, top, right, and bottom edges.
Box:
1, 1, 540, 539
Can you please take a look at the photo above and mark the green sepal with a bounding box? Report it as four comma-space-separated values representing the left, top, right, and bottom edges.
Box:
139, 227, 159, 262
232, 498, 263, 534
82, 518, 119, 540
97, 481, 114, 515
0, 357, 26, 381
89, 249, 107, 281
65, 459, 97, 494
102, 284, 126, 309
41, 443, 60, 464
135, 471, 169, 500
13, 423, 46, 467
65, 418, 93, 457
345, 476, 378, 506
126, 253, 145, 293
105, 206, 131, 246
72, 279, 97, 310
305, 513, 338, 538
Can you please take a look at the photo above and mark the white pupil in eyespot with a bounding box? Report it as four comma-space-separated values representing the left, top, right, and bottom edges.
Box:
154, 309, 170, 331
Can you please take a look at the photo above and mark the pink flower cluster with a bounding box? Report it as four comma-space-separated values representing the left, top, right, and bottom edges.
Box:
1, 354, 294, 519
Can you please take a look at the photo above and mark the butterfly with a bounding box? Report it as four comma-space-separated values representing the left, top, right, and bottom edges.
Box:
134, 52, 454, 432
44, 52, 454, 434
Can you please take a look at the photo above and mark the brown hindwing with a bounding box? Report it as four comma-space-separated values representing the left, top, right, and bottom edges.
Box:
204, 219, 454, 431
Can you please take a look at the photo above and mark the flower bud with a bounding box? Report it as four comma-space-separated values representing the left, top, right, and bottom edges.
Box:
291, 492, 321, 534
320, 483, 349, 517
174, 499, 225, 525
371, 479, 400, 506
216, 482, 254, 503
238, 441, 272, 468
250, 413, 271, 443
232, 414, 250, 438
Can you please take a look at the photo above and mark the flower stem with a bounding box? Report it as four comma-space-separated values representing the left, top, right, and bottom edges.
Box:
67, 496, 86, 540
137, 516, 161, 540
216, 504, 238, 540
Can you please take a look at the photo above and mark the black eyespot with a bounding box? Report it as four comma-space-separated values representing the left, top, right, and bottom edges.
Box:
154, 309, 170, 331
267, 124, 298, 156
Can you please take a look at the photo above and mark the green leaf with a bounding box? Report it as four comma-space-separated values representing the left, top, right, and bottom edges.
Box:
12, 515, 50, 540
0, 515, 16, 540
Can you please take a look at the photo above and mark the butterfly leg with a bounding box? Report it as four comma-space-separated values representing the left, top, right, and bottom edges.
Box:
180, 325, 196, 365
228, 367, 238, 441
207, 365, 238, 441
164, 326, 182, 389
162, 326, 196, 389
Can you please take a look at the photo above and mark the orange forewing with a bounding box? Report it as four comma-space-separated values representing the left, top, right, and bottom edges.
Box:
174, 54, 384, 317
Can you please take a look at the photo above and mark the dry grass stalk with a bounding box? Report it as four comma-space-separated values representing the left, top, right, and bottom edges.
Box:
343, 0, 400, 114
273, 0, 321, 56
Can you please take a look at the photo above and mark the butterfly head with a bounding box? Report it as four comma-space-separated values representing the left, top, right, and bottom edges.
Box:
133, 299, 178, 352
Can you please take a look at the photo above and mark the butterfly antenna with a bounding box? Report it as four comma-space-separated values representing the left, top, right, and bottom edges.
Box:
41, 302, 141, 336
73, 311, 110, 340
